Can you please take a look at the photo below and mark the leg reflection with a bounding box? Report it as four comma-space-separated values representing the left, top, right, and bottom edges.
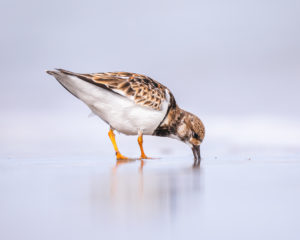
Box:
111, 159, 145, 199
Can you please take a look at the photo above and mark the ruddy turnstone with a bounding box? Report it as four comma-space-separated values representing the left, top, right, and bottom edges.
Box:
46, 69, 205, 165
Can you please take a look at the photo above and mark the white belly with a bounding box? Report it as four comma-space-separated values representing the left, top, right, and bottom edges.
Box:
55, 74, 169, 135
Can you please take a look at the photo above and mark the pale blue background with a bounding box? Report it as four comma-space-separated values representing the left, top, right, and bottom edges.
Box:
1, 2, 300, 240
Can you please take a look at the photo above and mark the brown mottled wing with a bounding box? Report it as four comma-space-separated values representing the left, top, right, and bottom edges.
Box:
60, 70, 167, 111
92, 72, 168, 110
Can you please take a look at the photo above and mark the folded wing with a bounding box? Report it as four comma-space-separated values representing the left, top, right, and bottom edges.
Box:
57, 69, 168, 111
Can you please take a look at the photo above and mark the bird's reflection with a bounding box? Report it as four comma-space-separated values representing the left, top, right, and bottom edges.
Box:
91, 158, 203, 222
112, 159, 145, 173
110, 159, 145, 199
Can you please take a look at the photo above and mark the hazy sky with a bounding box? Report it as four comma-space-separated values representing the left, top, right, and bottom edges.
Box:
1, 0, 299, 117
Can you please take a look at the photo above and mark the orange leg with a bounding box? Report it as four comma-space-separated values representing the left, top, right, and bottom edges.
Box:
138, 134, 150, 159
108, 128, 128, 160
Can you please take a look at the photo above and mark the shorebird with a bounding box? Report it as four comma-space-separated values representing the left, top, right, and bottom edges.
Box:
46, 69, 205, 165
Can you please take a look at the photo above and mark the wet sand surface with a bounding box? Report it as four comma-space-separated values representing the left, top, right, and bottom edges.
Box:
1, 156, 300, 240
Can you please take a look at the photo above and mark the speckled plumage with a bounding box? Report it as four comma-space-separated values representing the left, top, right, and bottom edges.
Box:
56, 69, 167, 111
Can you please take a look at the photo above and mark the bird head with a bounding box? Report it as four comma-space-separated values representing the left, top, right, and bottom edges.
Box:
175, 111, 205, 165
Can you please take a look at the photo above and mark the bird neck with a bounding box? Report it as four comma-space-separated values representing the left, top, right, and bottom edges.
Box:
153, 105, 186, 137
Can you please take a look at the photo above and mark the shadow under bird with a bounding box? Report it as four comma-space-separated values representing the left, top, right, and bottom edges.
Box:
46, 69, 205, 165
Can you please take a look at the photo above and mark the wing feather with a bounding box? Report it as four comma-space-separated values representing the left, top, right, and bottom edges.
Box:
57, 69, 168, 111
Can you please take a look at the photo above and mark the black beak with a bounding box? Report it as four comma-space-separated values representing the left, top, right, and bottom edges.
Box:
192, 145, 201, 167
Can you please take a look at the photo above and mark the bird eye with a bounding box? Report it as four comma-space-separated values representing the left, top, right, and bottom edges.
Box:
193, 132, 199, 139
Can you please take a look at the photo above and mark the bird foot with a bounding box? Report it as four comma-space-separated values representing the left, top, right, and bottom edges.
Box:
139, 154, 152, 160
116, 152, 128, 160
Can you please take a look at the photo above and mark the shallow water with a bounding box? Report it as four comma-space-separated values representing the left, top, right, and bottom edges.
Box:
0, 156, 300, 240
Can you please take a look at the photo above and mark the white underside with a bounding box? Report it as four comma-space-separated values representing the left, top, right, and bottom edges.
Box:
54, 73, 169, 135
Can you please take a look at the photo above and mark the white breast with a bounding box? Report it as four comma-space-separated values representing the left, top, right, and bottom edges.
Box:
55, 73, 170, 135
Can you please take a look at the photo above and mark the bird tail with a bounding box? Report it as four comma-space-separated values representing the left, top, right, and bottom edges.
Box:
46, 69, 79, 77
45, 69, 81, 99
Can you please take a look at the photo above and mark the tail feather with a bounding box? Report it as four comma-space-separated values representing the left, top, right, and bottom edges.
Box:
55, 68, 95, 83
46, 69, 80, 99
46, 70, 58, 76
46, 69, 80, 77
56, 68, 80, 77
46, 68, 123, 99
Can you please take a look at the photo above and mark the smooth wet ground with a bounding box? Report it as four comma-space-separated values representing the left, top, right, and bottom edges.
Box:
1, 156, 300, 240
